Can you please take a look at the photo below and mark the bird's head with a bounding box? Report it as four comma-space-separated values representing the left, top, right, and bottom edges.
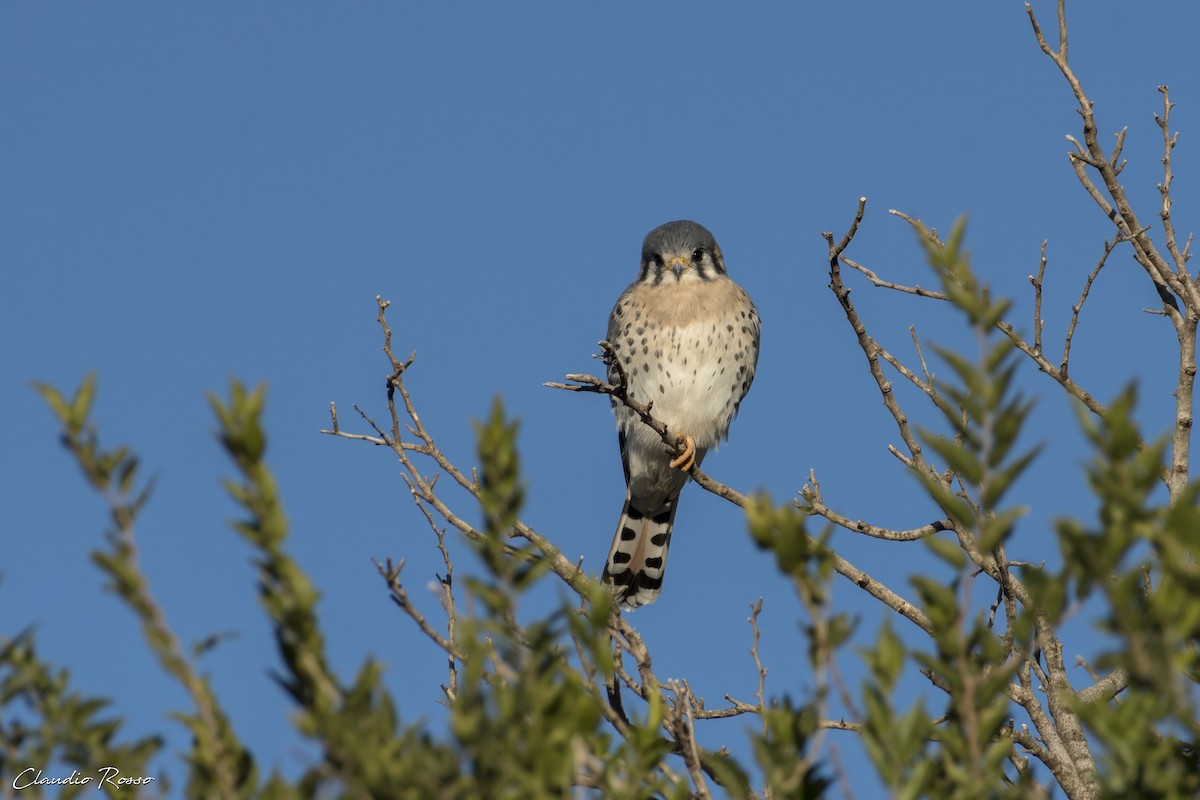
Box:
639, 220, 726, 285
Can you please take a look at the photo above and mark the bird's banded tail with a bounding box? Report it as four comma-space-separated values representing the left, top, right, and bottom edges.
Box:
602, 490, 679, 608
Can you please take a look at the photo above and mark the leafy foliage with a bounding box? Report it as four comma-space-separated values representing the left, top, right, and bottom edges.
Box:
0, 630, 163, 800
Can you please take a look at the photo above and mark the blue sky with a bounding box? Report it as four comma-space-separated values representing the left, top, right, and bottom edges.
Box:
3, 2, 1197, 796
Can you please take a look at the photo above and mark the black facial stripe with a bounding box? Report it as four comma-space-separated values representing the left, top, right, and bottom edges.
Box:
637, 241, 728, 284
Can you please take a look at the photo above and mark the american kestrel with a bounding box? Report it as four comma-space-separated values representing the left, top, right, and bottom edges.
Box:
602, 220, 760, 608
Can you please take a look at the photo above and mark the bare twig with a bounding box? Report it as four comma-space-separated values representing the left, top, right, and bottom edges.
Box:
831, 196, 867, 259
1026, 3, 1198, 320
881, 208, 1171, 490
843, 256, 948, 300
1061, 237, 1118, 376
824, 199, 944, 488
1030, 0, 1196, 509
874, 336, 956, 419
911, 325, 934, 385
800, 470, 948, 542
750, 599, 769, 737
1156, 86, 1189, 276
400, 486, 461, 699
666, 680, 712, 800
374, 557, 465, 662
1031, 241, 1048, 355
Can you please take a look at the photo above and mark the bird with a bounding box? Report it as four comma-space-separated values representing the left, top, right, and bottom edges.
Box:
602, 220, 760, 609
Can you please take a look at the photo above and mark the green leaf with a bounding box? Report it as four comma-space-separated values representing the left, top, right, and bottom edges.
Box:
925, 534, 967, 569
69, 373, 97, 431
32, 380, 71, 424
922, 432, 983, 486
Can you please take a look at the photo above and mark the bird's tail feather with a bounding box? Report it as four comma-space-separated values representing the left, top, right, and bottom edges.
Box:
602, 490, 679, 608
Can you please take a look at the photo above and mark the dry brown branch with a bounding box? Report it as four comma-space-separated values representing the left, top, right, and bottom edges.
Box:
843, 255, 948, 300
665, 679, 712, 800
824, 199, 945, 489
1031, 241, 1048, 355
400, 484, 460, 698
828, 185, 1138, 798
880, 208, 1170, 492
910, 325, 934, 385
750, 598, 769, 736
1155, 86, 1190, 276
373, 557, 465, 662
824, 202, 1038, 631
322, 298, 599, 611
1060, 237, 1117, 377
831, 196, 867, 258
1026, 2, 1195, 310
1026, 0, 1195, 508
873, 335, 956, 419
799, 469, 948, 542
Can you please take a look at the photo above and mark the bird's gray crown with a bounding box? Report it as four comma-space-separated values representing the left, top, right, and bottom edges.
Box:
642, 220, 717, 259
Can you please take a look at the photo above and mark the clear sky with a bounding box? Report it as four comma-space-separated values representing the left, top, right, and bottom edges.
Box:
3, 2, 1197, 797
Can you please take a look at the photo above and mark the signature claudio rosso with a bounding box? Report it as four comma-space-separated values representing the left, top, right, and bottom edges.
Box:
13, 767, 155, 790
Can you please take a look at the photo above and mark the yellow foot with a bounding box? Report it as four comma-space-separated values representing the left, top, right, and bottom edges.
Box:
669, 433, 697, 472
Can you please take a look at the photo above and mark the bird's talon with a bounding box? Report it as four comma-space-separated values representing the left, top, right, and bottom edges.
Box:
670, 433, 697, 472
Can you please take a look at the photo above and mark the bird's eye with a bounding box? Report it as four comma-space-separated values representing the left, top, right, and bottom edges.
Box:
692, 247, 706, 262
652, 254, 665, 268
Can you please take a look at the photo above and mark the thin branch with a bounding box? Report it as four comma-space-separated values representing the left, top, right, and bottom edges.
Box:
843, 256, 948, 300
911, 325, 934, 385
750, 599, 769, 737
831, 196, 867, 259
824, 201, 944, 487
374, 557, 465, 662
1156, 86, 1189, 276
666, 680, 713, 800
1061, 236, 1118, 376
1036, 1, 1196, 505
881, 208, 1171, 488
800, 469, 948, 542
403, 486, 460, 699
874, 336, 956, 419
326, 299, 600, 616
1031, 241, 1048, 355
1026, 2, 1200, 315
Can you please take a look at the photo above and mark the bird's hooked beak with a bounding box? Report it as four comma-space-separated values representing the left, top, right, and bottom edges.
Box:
668, 255, 688, 278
